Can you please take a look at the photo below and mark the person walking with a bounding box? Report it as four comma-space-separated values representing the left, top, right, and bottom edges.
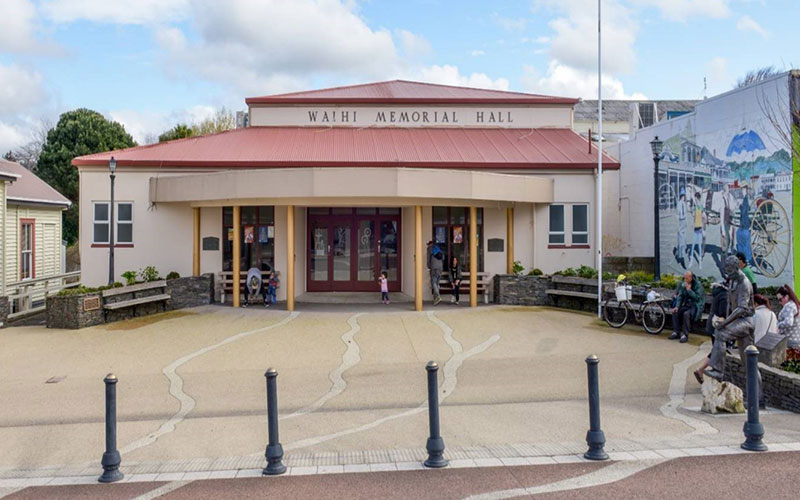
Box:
753, 294, 778, 344
776, 285, 800, 349
669, 271, 704, 343
449, 256, 463, 305
426, 241, 444, 305
378, 271, 390, 305
736, 251, 758, 294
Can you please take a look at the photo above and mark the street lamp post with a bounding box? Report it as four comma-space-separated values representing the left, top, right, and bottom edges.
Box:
108, 156, 116, 285
650, 137, 663, 281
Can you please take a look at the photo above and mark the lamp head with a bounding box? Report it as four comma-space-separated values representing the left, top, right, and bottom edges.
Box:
109, 156, 117, 174
650, 136, 663, 158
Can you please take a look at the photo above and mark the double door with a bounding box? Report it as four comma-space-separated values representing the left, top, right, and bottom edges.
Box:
308, 209, 401, 292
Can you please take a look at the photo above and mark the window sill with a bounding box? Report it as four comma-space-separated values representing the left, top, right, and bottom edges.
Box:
91, 243, 135, 248
548, 245, 590, 249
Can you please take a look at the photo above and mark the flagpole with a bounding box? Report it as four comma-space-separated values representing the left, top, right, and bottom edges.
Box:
596, 0, 603, 318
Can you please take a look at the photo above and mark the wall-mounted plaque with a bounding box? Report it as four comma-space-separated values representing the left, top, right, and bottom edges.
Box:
83, 296, 101, 311
203, 237, 220, 251
487, 238, 504, 252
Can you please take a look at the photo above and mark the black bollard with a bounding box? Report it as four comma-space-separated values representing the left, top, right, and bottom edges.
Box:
741, 345, 768, 452
99, 373, 123, 483
423, 361, 448, 468
584, 354, 609, 461
263, 368, 287, 475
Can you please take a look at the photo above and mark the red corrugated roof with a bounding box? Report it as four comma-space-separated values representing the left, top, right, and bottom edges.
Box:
246, 80, 578, 105
72, 127, 619, 170
0, 159, 71, 206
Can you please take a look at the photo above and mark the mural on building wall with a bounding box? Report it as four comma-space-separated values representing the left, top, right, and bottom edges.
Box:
657, 96, 793, 287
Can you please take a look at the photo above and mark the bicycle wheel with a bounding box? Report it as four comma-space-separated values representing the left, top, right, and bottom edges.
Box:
603, 298, 628, 328
641, 302, 666, 334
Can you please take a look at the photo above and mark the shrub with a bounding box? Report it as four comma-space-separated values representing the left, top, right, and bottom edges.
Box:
527, 268, 543, 276
139, 266, 160, 282
553, 267, 577, 277
512, 261, 524, 275
626, 271, 655, 285
658, 274, 680, 289
121, 271, 137, 286
57, 285, 99, 296
113, 281, 124, 288
576, 265, 597, 279
781, 348, 800, 375
166, 271, 180, 280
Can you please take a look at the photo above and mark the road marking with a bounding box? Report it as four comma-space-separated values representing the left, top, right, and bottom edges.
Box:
131, 480, 193, 500
283, 312, 499, 451
462, 458, 668, 499
120, 312, 300, 455
659, 341, 718, 435
282, 313, 365, 420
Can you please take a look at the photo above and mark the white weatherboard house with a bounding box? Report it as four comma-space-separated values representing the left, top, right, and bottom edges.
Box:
0, 159, 71, 311
73, 80, 619, 310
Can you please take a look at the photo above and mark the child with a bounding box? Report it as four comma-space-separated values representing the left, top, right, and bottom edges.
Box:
266, 271, 279, 307
378, 271, 389, 304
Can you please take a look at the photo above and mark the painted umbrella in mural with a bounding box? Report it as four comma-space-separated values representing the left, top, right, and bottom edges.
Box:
750, 199, 791, 278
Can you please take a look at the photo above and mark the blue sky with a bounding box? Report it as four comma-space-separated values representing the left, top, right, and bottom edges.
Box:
0, 0, 796, 151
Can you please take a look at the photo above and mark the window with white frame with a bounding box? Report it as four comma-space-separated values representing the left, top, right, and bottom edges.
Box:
93, 202, 133, 244
572, 204, 588, 244
20, 220, 34, 279
548, 205, 565, 244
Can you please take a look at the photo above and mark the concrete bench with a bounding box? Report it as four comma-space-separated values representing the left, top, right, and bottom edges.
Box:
438, 271, 491, 303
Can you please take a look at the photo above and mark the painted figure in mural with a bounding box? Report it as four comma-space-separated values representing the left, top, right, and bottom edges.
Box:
690, 191, 704, 269
736, 183, 753, 265
702, 188, 712, 257
721, 184, 734, 254
705, 256, 762, 409
675, 187, 687, 268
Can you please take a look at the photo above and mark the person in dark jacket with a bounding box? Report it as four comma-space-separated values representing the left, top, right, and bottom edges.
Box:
669, 271, 704, 343
449, 256, 463, 305
426, 241, 444, 305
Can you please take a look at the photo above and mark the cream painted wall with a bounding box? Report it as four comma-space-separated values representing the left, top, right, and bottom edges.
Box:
484, 207, 507, 277
0, 181, 5, 295
199, 207, 222, 275
4, 203, 64, 292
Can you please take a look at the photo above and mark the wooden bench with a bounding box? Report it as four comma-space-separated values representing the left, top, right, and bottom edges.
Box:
438, 271, 491, 304
102, 280, 170, 318
219, 270, 281, 303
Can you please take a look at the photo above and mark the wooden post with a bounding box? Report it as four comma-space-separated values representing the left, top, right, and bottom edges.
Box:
469, 206, 478, 307
415, 205, 423, 311
193, 207, 201, 277
287, 205, 295, 312
506, 207, 514, 274
232, 206, 241, 308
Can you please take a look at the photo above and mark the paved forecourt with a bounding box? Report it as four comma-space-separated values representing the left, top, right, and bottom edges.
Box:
0, 305, 799, 478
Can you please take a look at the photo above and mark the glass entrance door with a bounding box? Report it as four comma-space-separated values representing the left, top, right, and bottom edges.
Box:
307, 209, 401, 292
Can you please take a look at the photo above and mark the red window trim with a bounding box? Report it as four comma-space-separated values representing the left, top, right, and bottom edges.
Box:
20, 218, 35, 280
547, 244, 591, 249
91, 244, 135, 248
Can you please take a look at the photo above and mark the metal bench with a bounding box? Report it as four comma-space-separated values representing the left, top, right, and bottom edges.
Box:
438, 271, 491, 304
102, 280, 170, 318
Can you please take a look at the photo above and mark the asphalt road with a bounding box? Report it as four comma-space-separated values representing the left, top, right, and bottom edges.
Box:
6, 451, 799, 500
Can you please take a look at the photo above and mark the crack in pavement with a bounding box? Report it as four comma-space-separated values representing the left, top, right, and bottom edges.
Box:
120, 312, 300, 455
282, 311, 499, 451
659, 341, 718, 435
462, 458, 669, 499
281, 313, 365, 421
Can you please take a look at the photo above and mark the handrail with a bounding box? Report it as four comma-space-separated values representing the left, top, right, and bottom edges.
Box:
8, 270, 81, 288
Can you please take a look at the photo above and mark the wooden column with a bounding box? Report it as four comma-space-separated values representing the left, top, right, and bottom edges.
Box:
414, 205, 423, 311
192, 207, 201, 277
506, 207, 514, 274
469, 206, 478, 307
286, 205, 295, 312
232, 206, 241, 307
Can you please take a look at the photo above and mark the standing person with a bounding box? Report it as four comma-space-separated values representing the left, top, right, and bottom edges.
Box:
449, 256, 463, 305
736, 251, 758, 294
676, 188, 687, 269
265, 271, 279, 307
690, 191, 704, 269
426, 241, 444, 305
753, 294, 778, 344
378, 271, 389, 305
776, 285, 800, 349
669, 271, 704, 343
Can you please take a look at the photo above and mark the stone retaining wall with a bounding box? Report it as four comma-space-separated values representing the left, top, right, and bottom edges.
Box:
46, 293, 104, 329
167, 274, 214, 310
602, 256, 654, 275
722, 353, 800, 414
493, 275, 549, 306
0, 296, 9, 327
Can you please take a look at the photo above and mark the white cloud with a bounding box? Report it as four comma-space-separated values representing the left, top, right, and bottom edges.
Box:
0, 120, 31, 154
41, 0, 189, 24
630, 0, 730, 22
522, 62, 647, 100
108, 105, 218, 144
492, 13, 527, 31
736, 15, 769, 38
412, 65, 510, 91
704, 57, 729, 95
397, 29, 432, 59
0, 65, 48, 114
471, 50, 485, 56
0, 0, 37, 52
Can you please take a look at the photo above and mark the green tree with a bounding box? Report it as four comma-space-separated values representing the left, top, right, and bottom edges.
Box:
158, 123, 194, 142
37, 108, 136, 245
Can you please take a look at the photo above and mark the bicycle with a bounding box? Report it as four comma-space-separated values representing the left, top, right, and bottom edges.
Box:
603, 282, 667, 334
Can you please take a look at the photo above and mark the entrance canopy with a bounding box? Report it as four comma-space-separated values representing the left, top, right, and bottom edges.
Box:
149, 167, 553, 206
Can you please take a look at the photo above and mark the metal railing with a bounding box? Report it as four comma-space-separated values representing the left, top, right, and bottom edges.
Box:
6, 270, 81, 319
